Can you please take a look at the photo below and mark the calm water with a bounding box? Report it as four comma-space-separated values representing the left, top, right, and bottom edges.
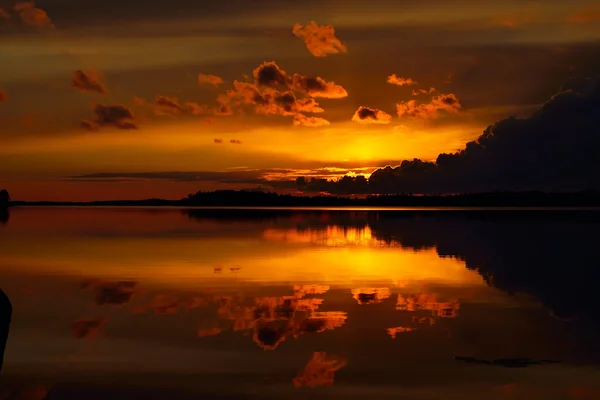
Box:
1, 207, 600, 399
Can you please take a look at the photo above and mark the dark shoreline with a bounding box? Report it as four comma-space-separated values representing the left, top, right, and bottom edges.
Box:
6, 190, 600, 208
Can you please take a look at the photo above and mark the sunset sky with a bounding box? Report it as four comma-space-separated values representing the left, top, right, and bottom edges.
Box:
1, 0, 600, 200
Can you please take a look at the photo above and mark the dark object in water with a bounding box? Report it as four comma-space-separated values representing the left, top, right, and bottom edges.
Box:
0, 288, 11, 372
454, 356, 561, 368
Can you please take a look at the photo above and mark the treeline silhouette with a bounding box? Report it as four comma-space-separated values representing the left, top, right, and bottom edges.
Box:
181, 190, 600, 207
6, 189, 600, 207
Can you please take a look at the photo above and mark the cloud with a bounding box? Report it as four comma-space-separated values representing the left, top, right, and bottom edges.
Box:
198, 328, 222, 337
291, 74, 348, 99
412, 87, 437, 96
293, 114, 330, 128
352, 106, 392, 124
94, 281, 137, 306
71, 317, 108, 339
292, 21, 347, 57
387, 74, 417, 86
293, 352, 347, 388
0, 7, 10, 19
81, 104, 137, 130
135, 95, 211, 117
214, 138, 223, 144
568, 7, 600, 23
292, 77, 600, 194
0, 90, 6, 103
351, 288, 391, 305
154, 95, 186, 114
217, 64, 343, 126
214, 104, 233, 116
13, 1, 54, 29
71, 70, 108, 94
396, 93, 461, 119
253, 61, 289, 87
198, 73, 224, 88
186, 102, 211, 115
230, 139, 242, 144
255, 89, 324, 116
387, 326, 416, 339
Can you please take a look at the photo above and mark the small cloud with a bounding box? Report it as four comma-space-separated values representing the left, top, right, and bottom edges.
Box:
352, 106, 392, 125
292, 21, 347, 57
71, 317, 108, 339
0, 7, 10, 19
386, 326, 416, 339
253, 61, 289, 87
151, 294, 180, 314
81, 104, 137, 130
412, 87, 436, 96
198, 328, 222, 337
292, 74, 348, 99
154, 95, 186, 114
230, 139, 242, 144
0, 90, 6, 103
71, 69, 108, 94
83, 281, 137, 306
198, 73, 224, 88
214, 138, 223, 144
397, 93, 461, 119
293, 114, 330, 127
387, 74, 417, 86
13, 1, 54, 29
186, 102, 211, 115
293, 352, 347, 388
351, 288, 391, 305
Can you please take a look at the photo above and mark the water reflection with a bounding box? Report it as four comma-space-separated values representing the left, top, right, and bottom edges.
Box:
0, 208, 599, 398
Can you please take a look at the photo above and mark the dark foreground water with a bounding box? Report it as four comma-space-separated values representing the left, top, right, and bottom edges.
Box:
0, 207, 599, 399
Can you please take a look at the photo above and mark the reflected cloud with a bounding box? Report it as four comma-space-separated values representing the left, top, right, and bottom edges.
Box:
386, 326, 416, 339
396, 293, 460, 318
351, 288, 391, 305
82, 280, 137, 306
293, 352, 347, 388
213, 288, 346, 350
71, 317, 108, 339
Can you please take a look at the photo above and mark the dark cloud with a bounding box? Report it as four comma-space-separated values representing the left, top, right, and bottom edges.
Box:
253, 61, 289, 87
0, 7, 9, 19
292, 21, 347, 57
13, 1, 54, 29
291, 74, 348, 99
81, 104, 137, 130
351, 106, 392, 124
0, 90, 6, 103
229, 139, 242, 144
71, 317, 107, 339
213, 138, 223, 144
293, 78, 600, 194
154, 95, 186, 114
92, 281, 137, 306
71, 70, 107, 94
215, 62, 345, 125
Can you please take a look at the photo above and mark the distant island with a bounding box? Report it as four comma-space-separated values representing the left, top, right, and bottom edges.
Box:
6, 189, 600, 207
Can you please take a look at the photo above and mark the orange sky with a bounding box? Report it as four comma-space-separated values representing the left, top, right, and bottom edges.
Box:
1, 0, 600, 200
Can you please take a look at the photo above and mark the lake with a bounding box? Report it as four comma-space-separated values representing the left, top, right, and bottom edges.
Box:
0, 207, 599, 399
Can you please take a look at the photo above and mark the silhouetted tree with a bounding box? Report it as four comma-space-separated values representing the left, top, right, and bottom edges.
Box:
0, 189, 9, 208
